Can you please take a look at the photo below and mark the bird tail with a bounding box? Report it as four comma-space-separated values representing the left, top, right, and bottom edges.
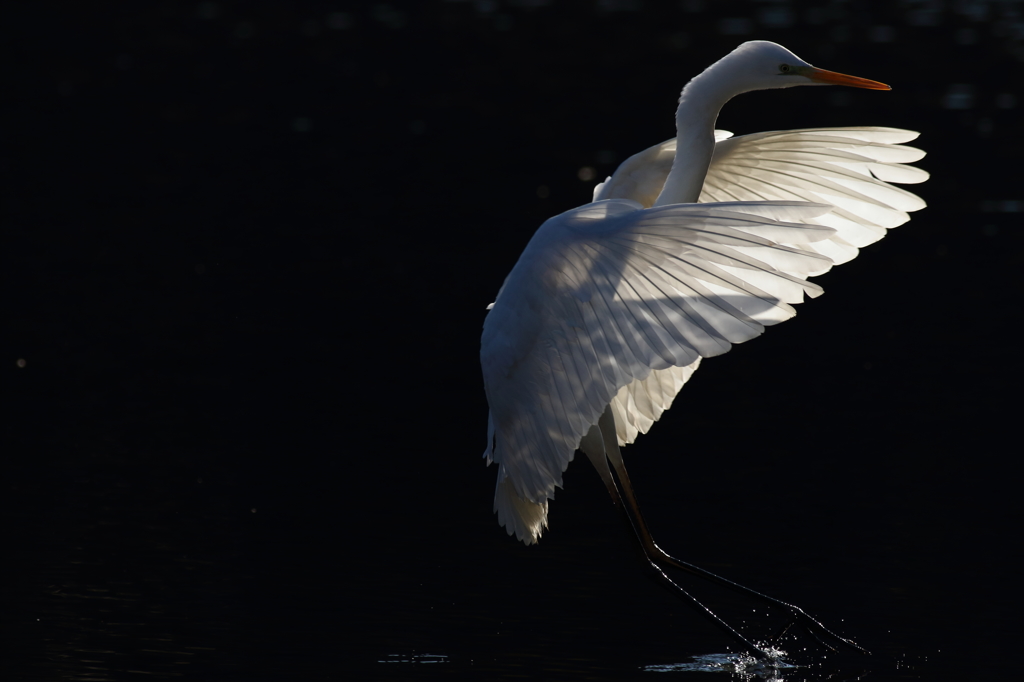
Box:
494, 466, 549, 545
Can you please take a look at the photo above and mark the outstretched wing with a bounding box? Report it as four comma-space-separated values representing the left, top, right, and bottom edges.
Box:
702, 127, 927, 265
593, 127, 928, 446
481, 199, 835, 543
598, 127, 927, 264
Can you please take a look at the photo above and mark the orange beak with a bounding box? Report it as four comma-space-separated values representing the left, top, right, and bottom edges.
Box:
804, 66, 891, 90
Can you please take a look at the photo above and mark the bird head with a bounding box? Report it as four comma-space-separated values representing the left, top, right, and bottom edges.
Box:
713, 41, 890, 94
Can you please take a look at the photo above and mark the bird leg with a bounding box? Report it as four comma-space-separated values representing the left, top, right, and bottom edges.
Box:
580, 408, 769, 658
581, 405, 868, 658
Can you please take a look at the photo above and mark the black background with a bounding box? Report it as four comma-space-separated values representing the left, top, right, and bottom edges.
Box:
6, 1, 1023, 680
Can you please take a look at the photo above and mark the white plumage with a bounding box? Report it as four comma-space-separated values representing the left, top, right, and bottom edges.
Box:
480, 42, 927, 547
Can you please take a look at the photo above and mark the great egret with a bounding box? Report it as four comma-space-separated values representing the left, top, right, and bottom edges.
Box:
480, 41, 927, 657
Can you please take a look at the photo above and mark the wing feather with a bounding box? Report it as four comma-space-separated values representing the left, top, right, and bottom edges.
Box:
610, 361, 701, 445
482, 199, 837, 541
487, 127, 927, 544
597, 127, 927, 266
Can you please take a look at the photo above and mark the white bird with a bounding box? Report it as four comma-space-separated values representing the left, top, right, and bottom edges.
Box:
480, 41, 926, 656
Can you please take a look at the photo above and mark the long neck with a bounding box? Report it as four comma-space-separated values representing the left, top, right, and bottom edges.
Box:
652, 64, 741, 206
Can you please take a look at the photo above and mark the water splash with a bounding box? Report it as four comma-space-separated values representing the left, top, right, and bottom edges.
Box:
643, 649, 798, 679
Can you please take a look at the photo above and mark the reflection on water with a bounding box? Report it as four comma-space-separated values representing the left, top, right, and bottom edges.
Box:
378, 652, 449, 665
643, 652, 798, 678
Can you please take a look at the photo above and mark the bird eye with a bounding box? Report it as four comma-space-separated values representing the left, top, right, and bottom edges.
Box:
779, 64, 791, 73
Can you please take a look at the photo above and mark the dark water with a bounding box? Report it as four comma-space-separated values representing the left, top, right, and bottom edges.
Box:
7, 1, 1023, 679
